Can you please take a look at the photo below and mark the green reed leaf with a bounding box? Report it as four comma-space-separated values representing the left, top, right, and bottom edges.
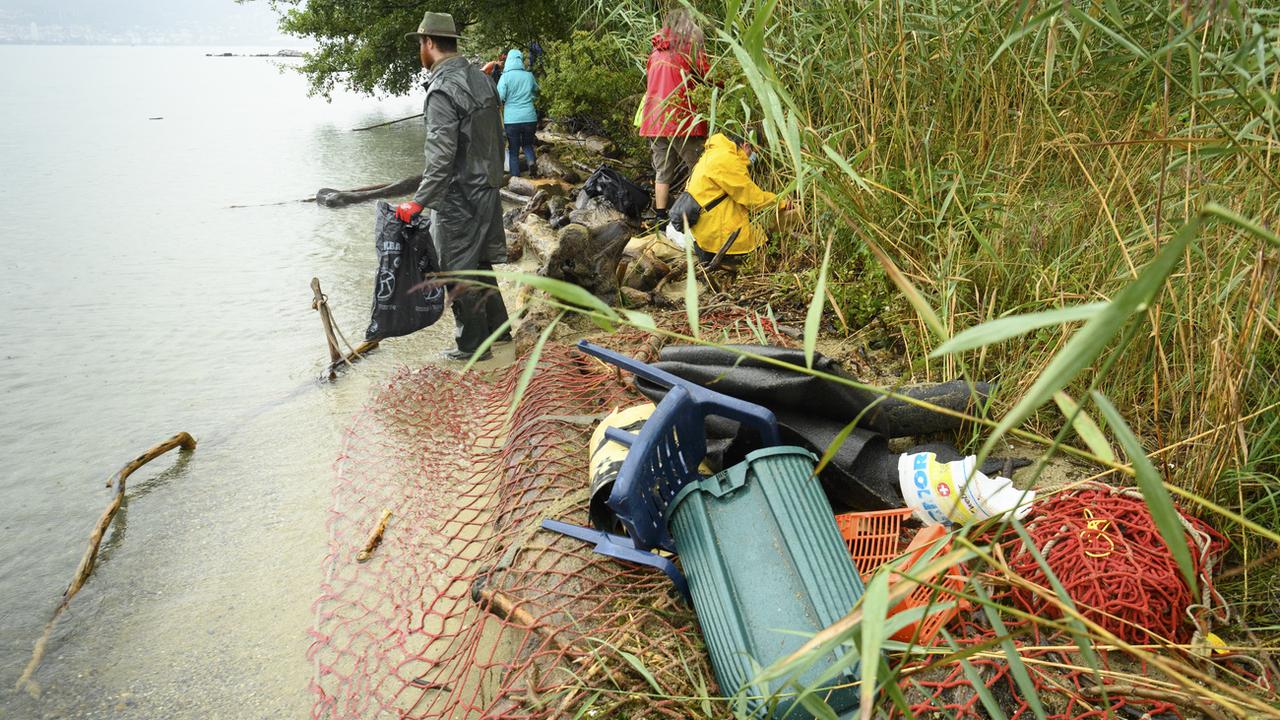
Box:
1053, 391, 1116, 464
804, 239, 832, 369
931, 302, 1106, 357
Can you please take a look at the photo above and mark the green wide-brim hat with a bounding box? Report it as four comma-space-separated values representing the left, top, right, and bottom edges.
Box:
405, 11, 463, 41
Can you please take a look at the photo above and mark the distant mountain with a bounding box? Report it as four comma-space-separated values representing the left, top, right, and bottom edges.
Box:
0, 0, 292, 44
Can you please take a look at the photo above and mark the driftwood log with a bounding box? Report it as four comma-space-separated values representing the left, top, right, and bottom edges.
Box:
315, 176, 420, 208
507, 177, 538, 197
514, 215, 558, 263
504, 190, 551, 231
535, 129, 616, 158
534, 154, 580, 183
542, 222, 631, 297
508, 176, 573, 198
17, 433, 198, 696
500, 188, 531, 205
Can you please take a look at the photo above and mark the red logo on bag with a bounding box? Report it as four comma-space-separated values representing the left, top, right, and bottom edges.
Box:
937, 483, 952, 497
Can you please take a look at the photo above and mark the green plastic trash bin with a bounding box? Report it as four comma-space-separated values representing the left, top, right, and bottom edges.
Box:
668, 446, 864, 718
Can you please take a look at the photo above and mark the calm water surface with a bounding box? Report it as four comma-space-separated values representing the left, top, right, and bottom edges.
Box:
0, 46, 511, 718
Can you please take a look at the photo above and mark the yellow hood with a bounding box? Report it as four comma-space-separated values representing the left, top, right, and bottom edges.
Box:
686, 133, 776, 255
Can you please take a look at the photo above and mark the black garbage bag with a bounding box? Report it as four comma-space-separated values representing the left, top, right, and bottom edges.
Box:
364, 201, 446, 341
582, 164, 650, 218
634, 345, 995, 512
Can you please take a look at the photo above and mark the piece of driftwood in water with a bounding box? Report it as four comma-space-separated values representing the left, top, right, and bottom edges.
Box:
352, 112, 423, 132
311, 278, 376, 380
327, 340, 379, 379
312, 278, 344, 367
356, 510, 393, 562
17, 432, 197, 696
315, 176, 420, 208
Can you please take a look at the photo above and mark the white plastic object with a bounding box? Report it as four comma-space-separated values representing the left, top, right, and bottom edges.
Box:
897, 452, 1035, 526
664, 221, 689, 249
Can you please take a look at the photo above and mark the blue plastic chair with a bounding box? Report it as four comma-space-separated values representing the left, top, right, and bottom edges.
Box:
577, 340, 781, 551
540, 519, 690, 601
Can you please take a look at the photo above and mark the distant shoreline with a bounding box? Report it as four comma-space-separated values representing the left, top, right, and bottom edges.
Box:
206, 49, 305, 58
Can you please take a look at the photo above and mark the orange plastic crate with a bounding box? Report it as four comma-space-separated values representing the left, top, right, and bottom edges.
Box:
836, 510, 969, 644
836, 507, 914, 578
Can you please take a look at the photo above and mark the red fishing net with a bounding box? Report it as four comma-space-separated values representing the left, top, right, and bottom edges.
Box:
1004, 484, 1227, 645
897, 482, 1241, 719
307, 310, 787, 719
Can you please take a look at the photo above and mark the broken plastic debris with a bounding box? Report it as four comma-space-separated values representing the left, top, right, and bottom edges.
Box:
897, 451, 1035, 526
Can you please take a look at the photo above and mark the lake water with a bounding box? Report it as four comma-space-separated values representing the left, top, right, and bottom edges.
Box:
0, 45, 514, 718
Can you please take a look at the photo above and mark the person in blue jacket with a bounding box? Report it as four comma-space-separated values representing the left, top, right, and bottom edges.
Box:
495, 49, 538, 177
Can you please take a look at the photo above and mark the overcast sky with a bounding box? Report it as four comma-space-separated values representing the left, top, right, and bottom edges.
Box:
0, 0, 293, 43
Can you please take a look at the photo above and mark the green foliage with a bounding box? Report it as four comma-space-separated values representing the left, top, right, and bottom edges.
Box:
248, 0, 580, 96
539, 30, 647, 157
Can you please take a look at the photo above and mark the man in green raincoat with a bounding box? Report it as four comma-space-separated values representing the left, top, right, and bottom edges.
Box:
396, 11, 511, 361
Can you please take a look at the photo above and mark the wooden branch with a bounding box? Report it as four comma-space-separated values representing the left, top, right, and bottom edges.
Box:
471, 577, 585, 660
104, 432, 197, 490
326, 340, 379, 379
351, 112, 422, 132
312, 278, 378, 380
356, 510, 392, 562
500, 188, 532, 205
80, 431, 196, 598
311, 278, 343, 370
17, 432, 196, 696
535, 130, 616, 158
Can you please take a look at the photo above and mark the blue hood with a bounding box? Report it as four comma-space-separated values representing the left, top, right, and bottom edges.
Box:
496, 48, 538, 124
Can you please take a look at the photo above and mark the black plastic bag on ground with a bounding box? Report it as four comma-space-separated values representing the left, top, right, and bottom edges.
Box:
582, 164, 650, 218
364, 201, 446, 341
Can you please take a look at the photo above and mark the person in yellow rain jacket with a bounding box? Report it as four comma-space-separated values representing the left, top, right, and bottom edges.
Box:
684, 130, 789, 266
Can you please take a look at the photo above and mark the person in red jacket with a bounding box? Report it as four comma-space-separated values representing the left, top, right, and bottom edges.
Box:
639, 8, 710, 223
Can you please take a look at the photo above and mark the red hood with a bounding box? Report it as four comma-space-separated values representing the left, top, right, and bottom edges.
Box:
641, 28, 709, 138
